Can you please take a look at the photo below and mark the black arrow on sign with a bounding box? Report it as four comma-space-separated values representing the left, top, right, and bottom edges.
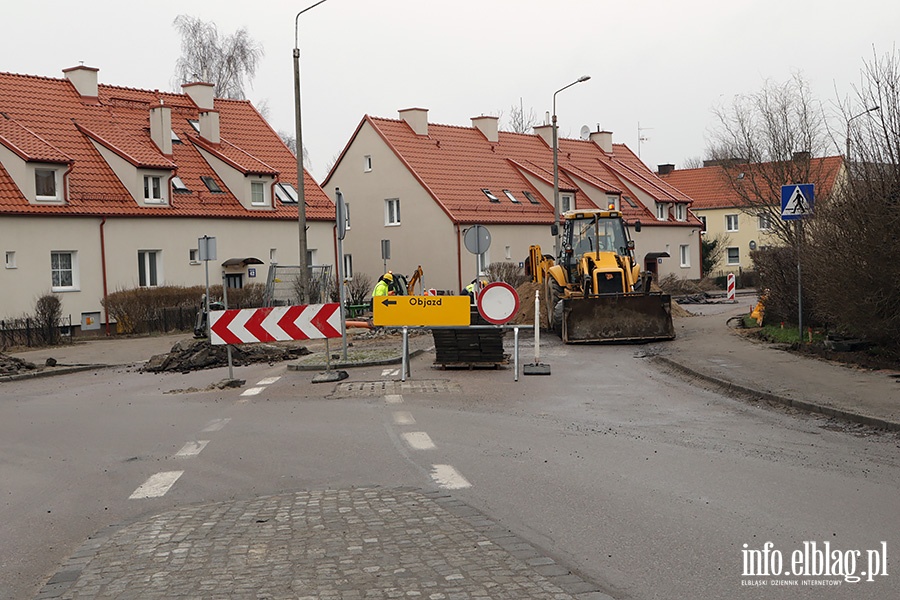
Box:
381, 298, 397, 306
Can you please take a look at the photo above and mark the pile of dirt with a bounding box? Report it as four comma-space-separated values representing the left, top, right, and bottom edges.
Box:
142, 339, 312, 373
510, 282, 546, 327
0, 352, 38, 376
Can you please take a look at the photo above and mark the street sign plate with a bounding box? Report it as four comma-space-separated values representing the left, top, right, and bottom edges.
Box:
477, 282, 519, 325
373, 295, 471, 327
781, 184, 814, 220
464, 225, 491, 255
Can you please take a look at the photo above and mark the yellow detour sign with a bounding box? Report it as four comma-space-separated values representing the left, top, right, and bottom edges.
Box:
373, 295, 471, 327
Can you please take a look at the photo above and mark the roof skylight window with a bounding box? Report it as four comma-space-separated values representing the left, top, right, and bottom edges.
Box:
172, 176, 189, 193
171, 129, 182, 144
502, 190, 519, 203
481, 188, 500, 202
623, 196, 638, 208
523, 191, 539, 204
188, 119, 200, 133
201, 176, 223, 193
275, 182, 298, 204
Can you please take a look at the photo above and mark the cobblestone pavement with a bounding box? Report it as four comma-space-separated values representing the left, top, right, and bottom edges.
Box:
37, 488, 611, 600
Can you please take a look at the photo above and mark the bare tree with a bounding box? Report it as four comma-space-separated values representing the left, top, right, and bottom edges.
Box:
806, 49, 900, 345
502, 102, 540, 134
707, 74, 832, 247
172, 15, 264, 100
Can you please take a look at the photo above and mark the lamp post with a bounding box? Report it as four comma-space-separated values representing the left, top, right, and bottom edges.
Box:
293, 0, 329, 303
846, 105, 879, 162
552, 75, 591, 256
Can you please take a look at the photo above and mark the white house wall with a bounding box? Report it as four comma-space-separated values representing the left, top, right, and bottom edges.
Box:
0, 215, 334, 326
329, 121, 462, 293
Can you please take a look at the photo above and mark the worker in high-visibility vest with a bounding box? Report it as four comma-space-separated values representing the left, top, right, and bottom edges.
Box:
372, 272, 393, 298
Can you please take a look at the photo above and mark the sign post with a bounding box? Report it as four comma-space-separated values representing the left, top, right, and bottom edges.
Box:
781, 184, 815, 340
198, 236, 216, 338
463, 225, 491, 293
335, 188, 348, 360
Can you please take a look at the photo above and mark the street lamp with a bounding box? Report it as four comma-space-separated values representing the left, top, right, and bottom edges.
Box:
552, 75, 591, 256
846, 105, 879, 162
293, 0, 329, 303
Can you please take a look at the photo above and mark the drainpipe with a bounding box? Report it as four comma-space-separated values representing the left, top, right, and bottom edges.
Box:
455, 223, 462, 293
99, 216, 110, 336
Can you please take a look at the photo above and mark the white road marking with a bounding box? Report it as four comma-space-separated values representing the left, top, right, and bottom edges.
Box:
382, 368, 399, 377
173, 440, 210, 458
129, 471, 184, 499
256, 376, 281, 386
241, 387, 265, 397
202, 418, 231, 432
393, 411, 415, 425
402, 431, 435, 450
430, 465, 471, 490
384, 394, 403, 404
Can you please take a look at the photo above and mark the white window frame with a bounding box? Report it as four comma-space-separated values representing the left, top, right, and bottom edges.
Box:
138, 250, 162, 288
679, 244, 690, 267
50, 251, 79, 291
656, 202, 668, 221
270, 248, 277, 263
344, 202, 351, 230
143, 175, 163, 203
35, 168, 60, 201
757, 212, 772, 231
726, 247, 740, 265
674, 203, 686, 221
343, 254, 353, 279
606, 195, 620, 211
364, 155, 373, 172
5, 251, 16, 269
385, 198, 401, 226
189, 248, 200, 264
250, 181, 267, 206
698, 215, 707, 233
726, 214, 739, 232
561, 194, 573, 213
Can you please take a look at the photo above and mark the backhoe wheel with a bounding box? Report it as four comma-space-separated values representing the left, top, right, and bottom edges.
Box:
546, 278, 564, 336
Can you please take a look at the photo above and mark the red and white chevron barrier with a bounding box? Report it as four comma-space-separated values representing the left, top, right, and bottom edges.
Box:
209, 304, 341, 345
726, 273, 736, 302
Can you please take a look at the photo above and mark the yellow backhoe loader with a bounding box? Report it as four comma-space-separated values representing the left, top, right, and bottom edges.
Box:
527, 208, 675, 343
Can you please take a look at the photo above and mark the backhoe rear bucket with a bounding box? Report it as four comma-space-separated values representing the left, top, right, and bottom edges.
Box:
561, 294, 675, 343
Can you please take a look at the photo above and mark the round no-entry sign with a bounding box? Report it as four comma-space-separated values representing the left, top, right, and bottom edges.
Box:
477, 282, 520, 325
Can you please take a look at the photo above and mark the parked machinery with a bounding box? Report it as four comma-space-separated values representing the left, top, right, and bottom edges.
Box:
527, 208, 675, 343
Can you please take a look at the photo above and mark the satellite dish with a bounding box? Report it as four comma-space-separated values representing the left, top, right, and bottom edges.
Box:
580, 125, 591, 140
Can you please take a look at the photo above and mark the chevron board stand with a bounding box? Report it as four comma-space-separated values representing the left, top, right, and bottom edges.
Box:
209, 304, 342, 345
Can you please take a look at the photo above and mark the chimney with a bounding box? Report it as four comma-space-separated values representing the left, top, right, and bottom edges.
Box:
199, 110, 220, 144
399, 107, 428, 136
792, 151, 811, 162
182, 81, 215, 111
149, 102, 172, 155
63, 65, 99, 100
658, 163, 675, 175
533, 124, 553, 146
471, 115, 499, 143
590, 130, 613, 153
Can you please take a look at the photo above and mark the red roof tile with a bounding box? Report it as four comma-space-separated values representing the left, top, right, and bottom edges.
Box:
660, 156, 845, 210
0, 71, 332, 220
345, 116, 697, 227
0, 113, 72, 163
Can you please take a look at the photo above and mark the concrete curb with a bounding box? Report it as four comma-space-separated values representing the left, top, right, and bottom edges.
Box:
0, 364, 121, 383
287, 347, 428, 372
651, 356, 900, 432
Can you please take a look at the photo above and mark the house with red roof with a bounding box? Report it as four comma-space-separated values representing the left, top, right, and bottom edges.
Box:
323, 109, 702, 293
0, 66, 335, 333
659, 156, 845, 274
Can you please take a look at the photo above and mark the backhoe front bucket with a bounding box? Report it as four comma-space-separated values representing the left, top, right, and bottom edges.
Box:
561, 294, 675, 343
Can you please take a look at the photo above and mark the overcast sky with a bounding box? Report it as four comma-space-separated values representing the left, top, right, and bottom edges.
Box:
3, 1, 897, 181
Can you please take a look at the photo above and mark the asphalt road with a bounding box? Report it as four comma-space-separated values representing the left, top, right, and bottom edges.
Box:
2, 333, 898, 599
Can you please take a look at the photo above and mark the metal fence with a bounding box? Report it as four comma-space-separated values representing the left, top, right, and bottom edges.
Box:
143, 306, 200, 335
0, 315, 73, 350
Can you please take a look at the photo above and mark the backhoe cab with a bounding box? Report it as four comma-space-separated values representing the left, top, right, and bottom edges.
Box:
531, 209, 675, 343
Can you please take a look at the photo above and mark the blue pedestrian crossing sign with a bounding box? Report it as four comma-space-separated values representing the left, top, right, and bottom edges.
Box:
781, 184, 814, 220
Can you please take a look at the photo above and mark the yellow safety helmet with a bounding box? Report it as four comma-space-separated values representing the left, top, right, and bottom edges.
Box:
383, 272, 393, 282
